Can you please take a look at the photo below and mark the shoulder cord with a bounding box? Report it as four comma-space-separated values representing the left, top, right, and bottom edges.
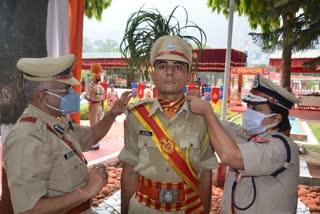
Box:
232, 176, 256, 210
231, 134, 290, 211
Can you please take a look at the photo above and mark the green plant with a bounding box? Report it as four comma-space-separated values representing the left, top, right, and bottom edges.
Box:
120, 5, 207, 86
81, 70, 91, 80
80, 102, 109, 120
80, 104, 89, 120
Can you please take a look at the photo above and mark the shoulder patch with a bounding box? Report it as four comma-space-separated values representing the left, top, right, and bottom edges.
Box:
128, 98, 153, 110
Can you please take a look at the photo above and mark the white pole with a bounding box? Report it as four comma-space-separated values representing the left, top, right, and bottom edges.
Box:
221, 0, 235, 121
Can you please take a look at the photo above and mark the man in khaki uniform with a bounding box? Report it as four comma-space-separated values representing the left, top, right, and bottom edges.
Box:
187, 74, 300, 214
2, 55, 131, 214
107, 84, 118, 109
85, 63, 105, 150
119, 35, 218, 214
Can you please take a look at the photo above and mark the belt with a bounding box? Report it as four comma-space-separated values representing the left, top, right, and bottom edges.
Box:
67, 199, 91, 214
90, 101, 101, 104
137, 181, 185, 203
135, 176, 186, 212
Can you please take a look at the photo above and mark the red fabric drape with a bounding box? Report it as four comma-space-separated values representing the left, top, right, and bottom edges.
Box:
69, 0, 84, 124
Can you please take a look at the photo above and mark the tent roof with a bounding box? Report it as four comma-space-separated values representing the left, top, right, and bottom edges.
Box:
269, 49, 320, 73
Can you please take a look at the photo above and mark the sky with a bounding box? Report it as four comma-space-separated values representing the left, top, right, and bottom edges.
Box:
83, 0, 259, 52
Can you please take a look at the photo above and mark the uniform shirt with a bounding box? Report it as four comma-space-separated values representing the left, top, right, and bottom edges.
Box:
107, 90, 118, 101
220, 121, 299, 214
118, 98, 218, 213
2, 105, 94, 213
88, 82, 104, 103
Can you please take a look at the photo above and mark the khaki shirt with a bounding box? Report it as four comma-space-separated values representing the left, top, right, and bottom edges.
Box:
220, 121, 299, 214
2, 105, 94, 213
88, 82, 105, 102
119, 99, 218, 213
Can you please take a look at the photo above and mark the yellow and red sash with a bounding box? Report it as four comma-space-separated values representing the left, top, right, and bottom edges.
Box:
132, 103, 204, 214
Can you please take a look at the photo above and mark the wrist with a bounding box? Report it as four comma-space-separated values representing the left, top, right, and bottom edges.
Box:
76, 188, 90, 202
108, 109, 118, 119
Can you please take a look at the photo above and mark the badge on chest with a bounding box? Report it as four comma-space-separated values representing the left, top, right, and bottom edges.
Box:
139, 130, 153, 136
64, 150, 77, 160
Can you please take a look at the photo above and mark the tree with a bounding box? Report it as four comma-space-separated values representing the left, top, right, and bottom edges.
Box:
84, 0, 112, 21
207, 0, 300, 90
83, 37, 94, 53
250, 0, 320, 70
0, 0, 48, 124
120, 6, 207, 87
94, 39, 119, 52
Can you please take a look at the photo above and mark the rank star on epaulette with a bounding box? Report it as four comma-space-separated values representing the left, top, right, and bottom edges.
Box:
252, 136, 269, 143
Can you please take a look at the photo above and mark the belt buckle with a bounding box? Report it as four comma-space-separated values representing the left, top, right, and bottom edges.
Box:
159, 189, 179, 203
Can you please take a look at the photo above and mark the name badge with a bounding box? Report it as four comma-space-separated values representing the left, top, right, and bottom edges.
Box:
139, 130, 153, 136
64, 150, 76, 160
53, 125, 65, 135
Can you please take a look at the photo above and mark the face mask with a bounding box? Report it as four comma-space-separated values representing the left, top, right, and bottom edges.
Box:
44, 89, 80, 115
242, 108, 278, 135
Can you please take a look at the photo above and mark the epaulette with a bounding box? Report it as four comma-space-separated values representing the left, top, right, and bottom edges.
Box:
128, 98, 153, 110
19, 117, 48, 142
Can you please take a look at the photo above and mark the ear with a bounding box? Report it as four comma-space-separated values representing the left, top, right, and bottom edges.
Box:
37, 90, 48, 102
274, 113, 282, 123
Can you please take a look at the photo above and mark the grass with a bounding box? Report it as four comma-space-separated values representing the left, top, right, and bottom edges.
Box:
80, 102, 109, 120
231, 114, 242, 124
307, 122, 320, 142
304, 122, 320, 154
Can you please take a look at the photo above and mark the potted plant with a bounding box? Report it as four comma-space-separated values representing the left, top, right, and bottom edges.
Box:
120, 5, 207, 86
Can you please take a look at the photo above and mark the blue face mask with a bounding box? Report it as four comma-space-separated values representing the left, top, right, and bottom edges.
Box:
44, 89, 80, 115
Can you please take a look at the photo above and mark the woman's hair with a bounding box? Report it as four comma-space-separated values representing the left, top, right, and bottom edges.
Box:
23, 79, 42, 99
267, 102, 290, 132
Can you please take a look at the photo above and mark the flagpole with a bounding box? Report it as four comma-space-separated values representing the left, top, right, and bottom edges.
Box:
221, 0, 235, 121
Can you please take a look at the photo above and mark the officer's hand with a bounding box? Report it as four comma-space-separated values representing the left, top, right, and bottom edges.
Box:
109, 91, 132, 116
84, 164, 108, 198
186, 95, 211, 116
187, 89, 201, 98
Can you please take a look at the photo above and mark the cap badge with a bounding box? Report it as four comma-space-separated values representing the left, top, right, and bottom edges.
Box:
167, 43, 175, 51
252, 77, 260, 88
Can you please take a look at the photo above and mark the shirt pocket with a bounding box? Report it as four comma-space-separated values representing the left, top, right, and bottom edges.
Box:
137, 134, 157, 167
179, 135, 201, 171
50, 150, 88, 192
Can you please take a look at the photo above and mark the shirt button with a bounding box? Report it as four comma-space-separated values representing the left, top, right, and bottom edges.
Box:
144, 143, 147, 147
166, 168, 170, 172
74, 165, 78, 169
190, 144, 194, 147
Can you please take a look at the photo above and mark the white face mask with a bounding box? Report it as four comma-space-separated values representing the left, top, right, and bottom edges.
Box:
242, 108, 279, 135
